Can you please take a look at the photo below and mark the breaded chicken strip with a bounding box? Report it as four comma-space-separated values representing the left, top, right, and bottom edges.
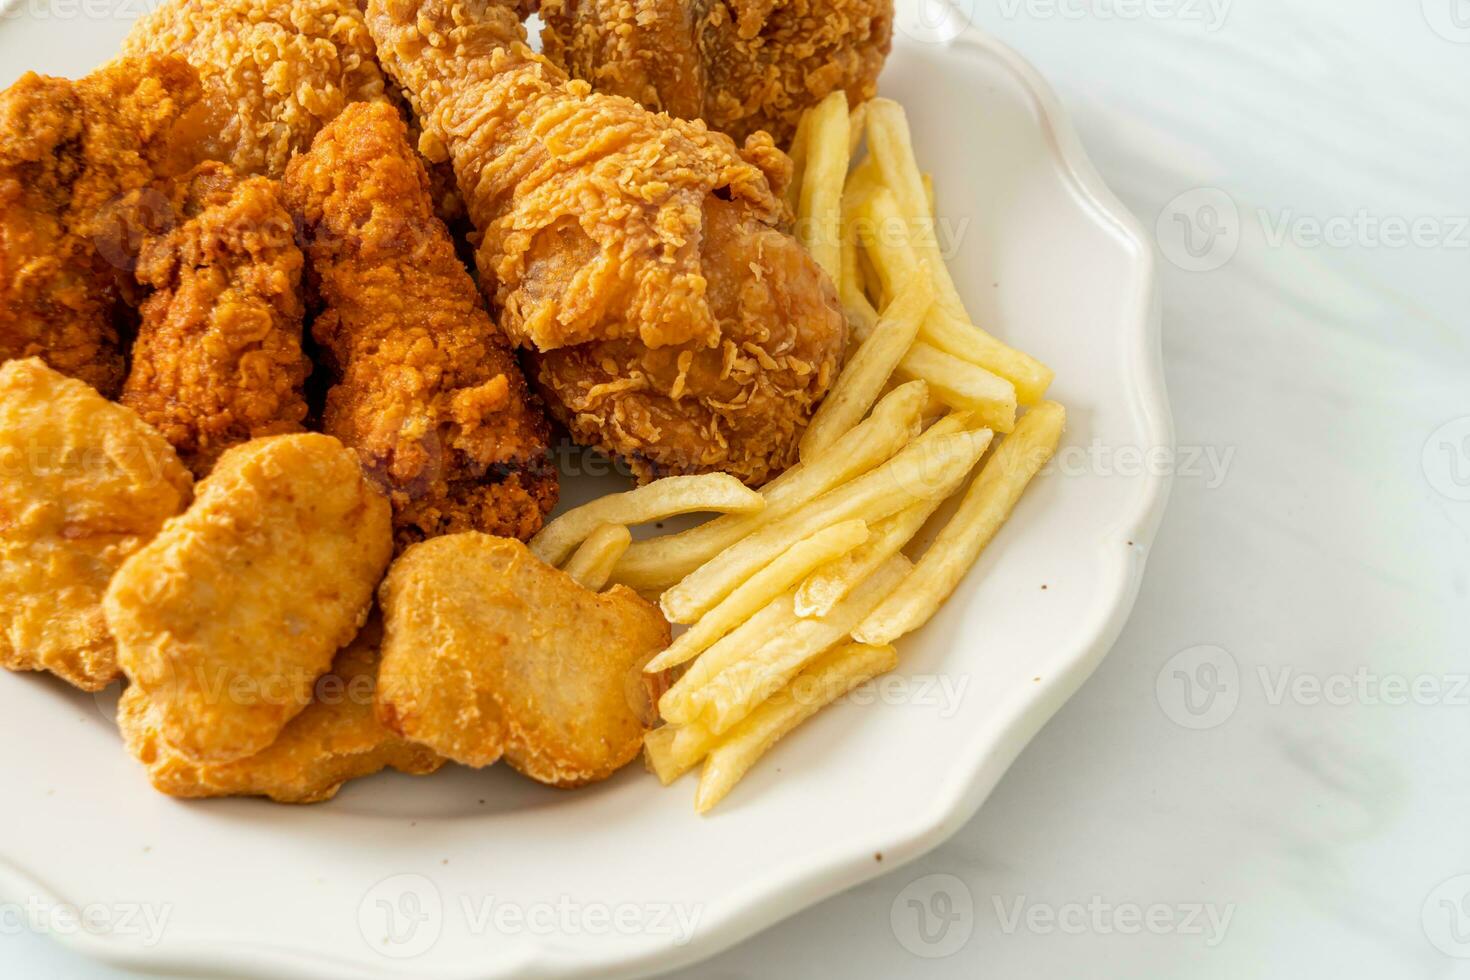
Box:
0, 57, 210, 396
376, 534, 669, 786
118, 616, 443, 803
283, 103, 556, 548
105, 434, 393, 764
367, 0, 847, 485
540, 0, 894, 145
0, 360, 193, 691
119, 163, 310, 477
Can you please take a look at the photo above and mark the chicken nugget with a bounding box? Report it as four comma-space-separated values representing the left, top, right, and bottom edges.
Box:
0, 359, 193, 691
105, 433, 393, 764
376, 533, 670, 787
118, 616, 443, 803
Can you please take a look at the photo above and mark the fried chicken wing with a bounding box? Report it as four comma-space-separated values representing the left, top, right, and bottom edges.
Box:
283, 103, 556, 548
0, 56, 210, 396
121, 0, 388, 179
540, 0, 894, 145
121, 0, 466, 224
118, 163, 310, 476
376, 534, 669, 786
0, 360, 193, 691
366, 0, 847, 485
118, 616, 443, 803
104, 433, 393, 764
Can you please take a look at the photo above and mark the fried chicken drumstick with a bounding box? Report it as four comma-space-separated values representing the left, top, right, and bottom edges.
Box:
367, 0, 846, 485
0, 56, 210, 396
539, 0, 894, 145
283, 102, 557, 547
119, 163, 310, 476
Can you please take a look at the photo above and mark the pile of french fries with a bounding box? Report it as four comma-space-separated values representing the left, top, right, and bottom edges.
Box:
529, 93, 1066, 813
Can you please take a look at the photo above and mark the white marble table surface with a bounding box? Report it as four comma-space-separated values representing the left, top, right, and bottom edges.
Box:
7, 0, 1469, 977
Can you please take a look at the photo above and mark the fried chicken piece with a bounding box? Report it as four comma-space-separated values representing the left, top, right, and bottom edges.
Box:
118, 616, 444, 803
117, 163, 310, 477
121, 0, 388, 179
376, 534, 669, 786
0, 57, 211, 396
104, 433, 393, 764
540, 0, 894, 145
0, 360, 193, 691
121, 0, 466, 225
367, 0, 847, 485
283, 103, 556, 548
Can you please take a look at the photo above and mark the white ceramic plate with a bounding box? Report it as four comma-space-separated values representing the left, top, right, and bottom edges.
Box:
0, 4, 1170, 977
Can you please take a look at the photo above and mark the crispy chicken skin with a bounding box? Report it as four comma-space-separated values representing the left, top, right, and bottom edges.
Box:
119, 163, 310, 477
366, 0, 847, 485
376, 534, 670, 786
104, 434, 393, 765
0, 360, 193, 691
283, 103, 557, 548
540, 0, 894, 146
121, 0, 389, 180
0, 57, 210, 396
119, 616, 443, 803
121, 0, 466, 223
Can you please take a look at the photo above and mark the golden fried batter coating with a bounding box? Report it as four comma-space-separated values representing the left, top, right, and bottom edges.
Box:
121, 0, 389, 179
121, 0, 466, 225
376, 534, 669, 786
0, 360, 193, 691
540, 0, 894, 145
367, 0, 847, 485
118, 617, 443, 803
104, 433, 393, 764
283, 103, 556, 548
0, 57, 210, 396
119, 163, 310, 476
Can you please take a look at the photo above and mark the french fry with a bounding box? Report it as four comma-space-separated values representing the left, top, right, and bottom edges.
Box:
783, 109, 812, 216
922, 172, 936, 216
854, 401, 1066, 645
796, 91, 850, 282
644, 519, 870, 673
643, 726, 687, 785
840, 162, 884, 341
800, 276, 934, 461
793, 427, 990, 619
529, 473, 763, 567
865, 99, 964, 316
898, 341, 1017, 433
859, 135, 1054, 404
695, 642, 898, 812
561, 523, 631, 591
848, 101, 868, 157
660, 426, 992, 624
609, 381, 929, 592
659, 592, 799, 724
920, 306, 1053, 406
687, 555, 911, 735
643, 720, 718, 785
